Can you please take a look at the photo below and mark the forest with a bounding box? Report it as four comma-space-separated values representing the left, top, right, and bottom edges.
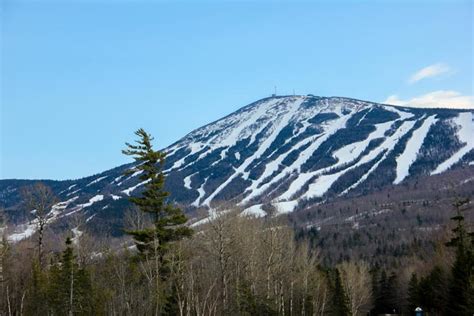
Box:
0, 129, 472, 316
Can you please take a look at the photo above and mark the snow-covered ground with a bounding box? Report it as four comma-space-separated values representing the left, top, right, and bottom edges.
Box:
394, 115, 438, 184
432, 112, 474, 175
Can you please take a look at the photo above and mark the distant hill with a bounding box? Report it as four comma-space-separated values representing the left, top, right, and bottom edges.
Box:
1, 95, 473, 242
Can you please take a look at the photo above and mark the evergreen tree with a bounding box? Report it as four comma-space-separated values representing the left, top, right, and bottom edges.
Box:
27, 261, 49, 315
445, 198, 474, 316
123, 128, 193, 260
331, 269, 350, 316
407, 273, 420, 314
48, 238, 94, 316
373, 270, 399, 315
408, 268, 448, 315
424, 266, 448, 314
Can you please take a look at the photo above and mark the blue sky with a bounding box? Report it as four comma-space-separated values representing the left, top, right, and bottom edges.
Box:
1, 0, 472, 180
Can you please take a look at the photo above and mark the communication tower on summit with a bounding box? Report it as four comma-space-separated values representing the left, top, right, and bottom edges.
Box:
271, 86, 277, 97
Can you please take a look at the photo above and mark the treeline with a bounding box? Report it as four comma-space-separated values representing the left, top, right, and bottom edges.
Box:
1, 205, 473, 315
0, 129, 472, 315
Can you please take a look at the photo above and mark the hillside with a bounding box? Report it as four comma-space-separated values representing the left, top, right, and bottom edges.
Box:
1, 95, 473, 241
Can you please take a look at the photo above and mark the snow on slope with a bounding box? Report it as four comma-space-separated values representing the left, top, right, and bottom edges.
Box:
78, 194, 104, 208
86, 176, 108, 186
122, 179, 151, 196
8, 197, 79, 242
191, 177, 208, 207
166, 98, 282, 173
8, 96, 473, 239
8, 225, 37, 242
6, 95, 474, 244
274, 113, 356, 201
242, 204, 266, 217
394, 115, 438, 184
276, 118, 399, 202
242, 104, 356, 204
202, 97, 305, 205
432, 112, 474, 175
162, 96, 439, 213
302, 119, 417, 200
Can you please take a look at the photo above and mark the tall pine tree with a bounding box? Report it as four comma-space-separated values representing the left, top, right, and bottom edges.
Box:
123, 128, 193, 260
48, 238, 94, 315
407, 273, 420, 314
331, 269, 350, 316
445, 198, 474, 316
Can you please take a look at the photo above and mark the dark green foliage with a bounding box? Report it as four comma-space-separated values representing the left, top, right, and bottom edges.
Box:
301, 124, 376, 173
445, 198, 474, 316
330, 269, 350, 316
422, 266, 448, 314
26, 261, 49, 315
407, 273, 420, 314
361, 106, 400, 125
372, 270, 399, 315
407, 266, 449, 314
48, 238, 94, 316
308, 112, 340, 125
214, 174, 251, 201
123, 128, 193, 258
328, 152, 385, 196
409, 120, 463, 175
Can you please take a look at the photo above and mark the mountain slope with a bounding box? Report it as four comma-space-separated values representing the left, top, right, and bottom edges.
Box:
1, 95, 473, 240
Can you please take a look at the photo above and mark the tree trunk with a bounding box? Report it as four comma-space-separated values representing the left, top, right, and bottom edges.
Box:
38, 220, 45, 269
69, 262, 74, 316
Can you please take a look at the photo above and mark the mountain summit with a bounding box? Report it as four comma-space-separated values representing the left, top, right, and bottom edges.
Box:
2, 95, 474, 240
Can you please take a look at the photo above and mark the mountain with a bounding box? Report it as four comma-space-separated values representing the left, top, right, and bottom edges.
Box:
1, 95, 474, 241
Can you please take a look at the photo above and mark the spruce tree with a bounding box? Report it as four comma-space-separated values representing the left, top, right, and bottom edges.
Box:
27, 261, 49, 315
48, 238, 93, 315
445, 198, 474, 316
424, 266, 448, 314
123, 128, 193, 260
373, 270, 399, 314
407, 273, 420, 314
331, 269, 350, 316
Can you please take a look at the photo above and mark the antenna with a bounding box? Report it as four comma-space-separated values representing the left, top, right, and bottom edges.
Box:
272, 86, 277, 97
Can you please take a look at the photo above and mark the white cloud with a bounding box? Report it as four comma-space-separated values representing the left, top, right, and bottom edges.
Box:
408, 63, 452, 84
383, 90, 473, 109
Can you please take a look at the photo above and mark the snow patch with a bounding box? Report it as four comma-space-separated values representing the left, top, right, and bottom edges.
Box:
8, 225, 36, 242
190, 209, 230, 227
302, 119, 417, 199
183, 174, 193, 190
67, 188, 81, 197
8, 197, 79, 242
191, 177, 208, 207
71, 227, 83, 245
241, 204, 266, 217
111, 194, 122, 200
86, 176, 108, 186
86, 214, 97, 223
122, 179, 151, 196
432, 112, 474, 175
384, 105, 414, 120
274, 200, 299, 214
394, 115, 438, 184
78, 195, 104, 208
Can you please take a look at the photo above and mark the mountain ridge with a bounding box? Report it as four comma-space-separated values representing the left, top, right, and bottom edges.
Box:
1, 95, 473, 241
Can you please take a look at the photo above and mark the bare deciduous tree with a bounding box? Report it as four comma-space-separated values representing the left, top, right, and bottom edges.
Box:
337, 261, 372, 316
21, 183, 57, 268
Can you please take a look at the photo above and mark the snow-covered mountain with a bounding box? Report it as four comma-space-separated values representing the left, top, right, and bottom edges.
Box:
2, 95, 474, 240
